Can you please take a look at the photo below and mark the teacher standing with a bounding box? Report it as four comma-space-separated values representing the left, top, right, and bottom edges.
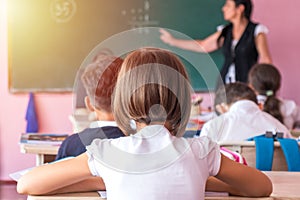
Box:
160, 0, 272, 86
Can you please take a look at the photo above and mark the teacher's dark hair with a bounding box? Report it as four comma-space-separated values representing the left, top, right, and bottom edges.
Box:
234, 0, 253, 20
217, 0, 253, 48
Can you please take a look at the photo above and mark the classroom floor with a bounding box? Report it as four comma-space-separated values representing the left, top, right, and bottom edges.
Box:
0, 182, 27, 200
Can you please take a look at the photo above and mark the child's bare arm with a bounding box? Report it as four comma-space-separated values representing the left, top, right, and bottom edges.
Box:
46, 176, 105, 195
206, 176, 244, 196
17, 153, 94, 195
208, 154, 272, 197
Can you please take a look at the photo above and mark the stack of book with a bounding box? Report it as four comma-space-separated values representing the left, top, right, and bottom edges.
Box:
20, 133, 68, 146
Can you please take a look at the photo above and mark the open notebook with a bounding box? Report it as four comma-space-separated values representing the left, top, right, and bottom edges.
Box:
9, 157, 74, 181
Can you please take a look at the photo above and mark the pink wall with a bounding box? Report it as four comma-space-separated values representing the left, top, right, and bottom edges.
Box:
1, 0, 300, 180
252, 0, 300, 104
192, 0, 300, 110
0, 0, 73, 180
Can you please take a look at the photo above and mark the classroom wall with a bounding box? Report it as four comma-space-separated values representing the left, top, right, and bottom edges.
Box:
1, 0, 300, 180
0, 0, 73, 180
252, 0, 300, 104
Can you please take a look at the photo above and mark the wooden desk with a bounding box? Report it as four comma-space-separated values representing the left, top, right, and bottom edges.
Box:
20, 144, 59, 166
266, 171, 300, 200
27, 192, 102, 200
27, 194, 275, 200
206, 171, 300, 200
27, 171, 300, 200
27, 192, 273, 200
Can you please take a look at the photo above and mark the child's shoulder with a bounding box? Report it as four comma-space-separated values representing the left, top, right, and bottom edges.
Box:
280, 98, 298, 114
187, 136, 219, 159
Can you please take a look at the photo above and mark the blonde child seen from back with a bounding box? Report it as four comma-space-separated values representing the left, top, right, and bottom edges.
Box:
17, 48, 272, 200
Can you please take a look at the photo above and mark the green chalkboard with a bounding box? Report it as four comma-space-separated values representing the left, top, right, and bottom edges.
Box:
7, 0, 225, 93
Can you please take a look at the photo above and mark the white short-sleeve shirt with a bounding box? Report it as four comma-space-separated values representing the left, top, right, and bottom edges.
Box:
257, 95, 300, 130
86, 125, 221, 200
280, 99, 300, 129
201, 100, 293, 142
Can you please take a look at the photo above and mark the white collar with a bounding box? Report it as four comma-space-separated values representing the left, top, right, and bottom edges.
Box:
113, 125, 173, 154
133, 125, 168, 138
89, 121, 117, 128
229, 100, 259, 112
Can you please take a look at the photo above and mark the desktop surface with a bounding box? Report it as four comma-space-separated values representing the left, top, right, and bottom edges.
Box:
27, 171, 300, 200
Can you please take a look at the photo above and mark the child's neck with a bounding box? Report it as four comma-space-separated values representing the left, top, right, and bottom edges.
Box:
95, 110, 115, 121
136, 121, 165, 132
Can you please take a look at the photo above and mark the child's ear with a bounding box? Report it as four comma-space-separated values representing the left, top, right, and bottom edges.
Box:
258, 102, 264, 110
84, 96, 95, 112
248, 84, 258, 94
216, 103, 229, 114
215, 104, 223, 115
248, 83, 254, 90
221, 103, 230, 112
238, 4, 246, 16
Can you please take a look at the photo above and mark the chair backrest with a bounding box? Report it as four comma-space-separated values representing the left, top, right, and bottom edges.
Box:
278, 138, 300, 171
254, 137, 274, 171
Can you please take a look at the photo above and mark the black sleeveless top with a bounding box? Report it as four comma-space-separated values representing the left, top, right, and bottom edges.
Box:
219, 21, 258, 84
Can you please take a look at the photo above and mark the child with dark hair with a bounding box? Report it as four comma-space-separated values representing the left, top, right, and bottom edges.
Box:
213, 80, 257, 116
248, 63, 300, 130
201, 82, 293, 141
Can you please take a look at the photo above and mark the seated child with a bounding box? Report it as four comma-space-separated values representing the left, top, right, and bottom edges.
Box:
17, 48, 272, 199
248, 63, 300, 130
201, 82, 293, 142
56, 54, 125, 160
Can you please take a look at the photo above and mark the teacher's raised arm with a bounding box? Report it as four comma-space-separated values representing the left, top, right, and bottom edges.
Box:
160, 0, 272, 86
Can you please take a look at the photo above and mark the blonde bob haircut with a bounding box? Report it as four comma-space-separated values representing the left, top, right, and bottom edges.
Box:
112, 47, 192, 136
